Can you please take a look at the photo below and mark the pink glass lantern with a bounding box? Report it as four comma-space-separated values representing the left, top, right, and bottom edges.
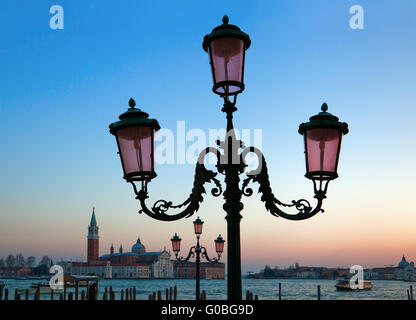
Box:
203, 15, 251, 97
109, 98, 160, 182
215, 235, 225, 254
193, 217, 204, 235
171, 233, 181, 253
299, 103, 349, 181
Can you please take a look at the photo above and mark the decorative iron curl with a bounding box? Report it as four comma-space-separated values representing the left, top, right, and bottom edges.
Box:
132, 147, 223, 221
241, 146, 326, 221
201, 247, 220, 263
175, 246, 196, 262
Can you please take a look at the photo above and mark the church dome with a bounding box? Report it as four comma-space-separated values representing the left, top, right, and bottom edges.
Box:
398, 255, 409, 268
132, 237, 146, 253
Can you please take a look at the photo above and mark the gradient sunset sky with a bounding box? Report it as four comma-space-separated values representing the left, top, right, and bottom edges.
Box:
1, 0, 416, 273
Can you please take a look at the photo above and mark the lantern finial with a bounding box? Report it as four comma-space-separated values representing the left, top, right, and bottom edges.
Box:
321, 103, 328, 112
222, 15, 229, 24
129, 98, 136, 108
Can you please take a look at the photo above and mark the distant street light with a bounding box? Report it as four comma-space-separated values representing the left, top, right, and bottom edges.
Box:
109, 15, 349, 300
171, 217, 224, 300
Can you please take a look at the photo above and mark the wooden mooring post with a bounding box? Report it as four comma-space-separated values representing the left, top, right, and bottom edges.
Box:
278, 283, 282, 300
169, 286, 173, 300
35, 287, 40, 300
410, 286, 414, 300
0, 282, 4, 300
174, 286, 177, 300
4, 288, 8, 300
317, 285, 321, 300
75, 282, 79, 300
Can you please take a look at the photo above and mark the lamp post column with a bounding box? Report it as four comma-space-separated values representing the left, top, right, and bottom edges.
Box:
224, 170, 243, 300
195, 237, 201, 301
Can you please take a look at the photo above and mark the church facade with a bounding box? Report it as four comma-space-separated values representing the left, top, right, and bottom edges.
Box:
394, 255, 416, 281
68, 209, 174, 279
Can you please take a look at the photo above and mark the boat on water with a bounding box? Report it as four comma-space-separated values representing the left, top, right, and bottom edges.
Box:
335, 279, 373, 291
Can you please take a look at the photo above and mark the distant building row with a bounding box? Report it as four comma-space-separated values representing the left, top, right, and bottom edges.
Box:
251, 255, 416, 281
60, 209, 224, 279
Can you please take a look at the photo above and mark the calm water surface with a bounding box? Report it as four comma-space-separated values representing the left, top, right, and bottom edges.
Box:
1, 278, 413, 300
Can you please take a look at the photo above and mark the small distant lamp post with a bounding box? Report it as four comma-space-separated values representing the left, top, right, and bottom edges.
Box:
170, 217, 224, 300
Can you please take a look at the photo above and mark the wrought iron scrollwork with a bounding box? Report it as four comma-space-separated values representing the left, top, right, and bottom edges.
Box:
131, 147, 223, 221
201, 247, 220, 262
241, 146, 327, 221
175, 247, 196, 262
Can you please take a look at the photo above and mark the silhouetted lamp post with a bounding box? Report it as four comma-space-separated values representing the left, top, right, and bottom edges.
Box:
109, 15, 349, 300
170, 217, 224, 300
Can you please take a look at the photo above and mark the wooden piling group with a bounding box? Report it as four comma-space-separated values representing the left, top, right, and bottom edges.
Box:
148, 286, 177, 300
1, 281, 414, 301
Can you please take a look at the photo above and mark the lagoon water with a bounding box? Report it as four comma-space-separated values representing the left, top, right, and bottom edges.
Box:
1, 278, 413, 300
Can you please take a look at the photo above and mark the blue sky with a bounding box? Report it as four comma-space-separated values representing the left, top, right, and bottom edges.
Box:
0, 1, 416, 272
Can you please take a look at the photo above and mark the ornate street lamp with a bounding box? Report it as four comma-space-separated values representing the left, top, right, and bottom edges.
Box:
171, 218, 224, 300
109, 15, 349, 300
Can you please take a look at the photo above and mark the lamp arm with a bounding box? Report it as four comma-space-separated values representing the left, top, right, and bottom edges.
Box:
132, 147, 223, 221
175, 246, 196, 262
201, 247, 220, 262
241, 147, 326, 221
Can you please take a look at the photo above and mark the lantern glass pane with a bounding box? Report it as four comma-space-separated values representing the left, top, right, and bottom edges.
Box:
116, 126, 153, 176
306, 128, 342, 177
209, 37, 244, 94
194, 222, 203, 235
172, 239, 181, 252
215, 241, 224, 253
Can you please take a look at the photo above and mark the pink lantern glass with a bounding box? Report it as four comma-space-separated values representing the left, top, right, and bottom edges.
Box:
305, 128, 342, 180
209, 37, 245, 95
116, 126, 154, 180
193, 217, 204, 235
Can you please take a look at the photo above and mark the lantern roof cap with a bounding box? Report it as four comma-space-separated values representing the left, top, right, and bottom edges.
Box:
215, 234, 225, 242
193, 216, 204, 224
109, 98, 160, 135
298, 103, 349, 135
203, 15, 251, 52
171, 233, 181, 241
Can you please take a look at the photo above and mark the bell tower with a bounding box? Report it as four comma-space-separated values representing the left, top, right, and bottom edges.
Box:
87, 207, 99, 263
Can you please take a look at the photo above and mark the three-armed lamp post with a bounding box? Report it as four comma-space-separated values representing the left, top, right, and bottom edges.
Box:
170, 217, 225, 300
109, 15, 349, 300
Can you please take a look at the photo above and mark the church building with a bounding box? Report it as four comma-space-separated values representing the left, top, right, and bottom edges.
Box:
68, 209, 174, 279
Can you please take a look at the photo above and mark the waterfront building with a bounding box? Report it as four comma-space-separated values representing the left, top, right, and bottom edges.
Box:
394, 255, 416, 281
173, 261, 225, 279
364, 269, 379, 280
67, 209, 174, 278
296, 270, 320, 279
